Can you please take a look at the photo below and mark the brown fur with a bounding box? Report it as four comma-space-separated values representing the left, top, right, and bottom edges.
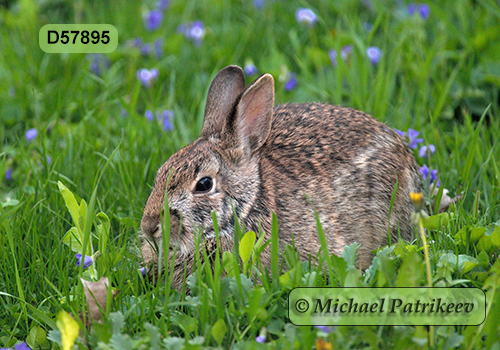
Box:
140, 65, 422, 290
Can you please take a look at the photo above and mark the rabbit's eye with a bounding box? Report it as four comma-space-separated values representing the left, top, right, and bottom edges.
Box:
194, 176, 213, 193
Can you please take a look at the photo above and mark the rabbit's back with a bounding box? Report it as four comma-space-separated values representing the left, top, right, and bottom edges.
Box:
253, 103, 421, 267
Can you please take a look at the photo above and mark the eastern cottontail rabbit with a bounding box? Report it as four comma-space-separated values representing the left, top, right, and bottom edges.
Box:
140, 65, 422, 289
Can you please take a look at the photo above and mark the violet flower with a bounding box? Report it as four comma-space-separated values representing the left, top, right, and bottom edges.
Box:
315, 325, 336, 333
244, 63, 258, 76
145, 110, 154, 122
137, 68, 159, 88
408, 129, 424, 149
366, 47, 381, 65
296, 8, 317, 26
161, 110, 174, 131
418, 144, 435, 157
26, 128, 37, 141
144, 10, 163, 31
178, 21, 206, 45
140, 43, 151, 56
408, 3, 430, 20
0, 342, 31, 350
5, 168, 12, 181
76, 253, 93, 269
284, 73, 298, 91
328, 49, 337, 67
87, 54, 110, 77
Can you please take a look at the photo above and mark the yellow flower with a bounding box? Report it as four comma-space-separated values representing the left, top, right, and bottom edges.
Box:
316, 338, 333, 350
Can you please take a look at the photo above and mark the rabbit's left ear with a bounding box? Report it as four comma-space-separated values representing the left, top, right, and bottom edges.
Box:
222, 73, 274, 155
202, 66, 246, 138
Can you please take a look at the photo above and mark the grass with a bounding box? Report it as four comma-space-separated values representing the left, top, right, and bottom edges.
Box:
1, 0, 500, 348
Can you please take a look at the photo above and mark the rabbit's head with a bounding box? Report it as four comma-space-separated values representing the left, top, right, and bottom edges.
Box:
141, 66, 274, 259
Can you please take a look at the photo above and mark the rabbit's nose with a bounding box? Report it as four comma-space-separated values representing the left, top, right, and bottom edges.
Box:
141, 215, 160, 237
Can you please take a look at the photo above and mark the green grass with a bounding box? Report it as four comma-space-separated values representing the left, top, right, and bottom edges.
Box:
1, 0, 500, 348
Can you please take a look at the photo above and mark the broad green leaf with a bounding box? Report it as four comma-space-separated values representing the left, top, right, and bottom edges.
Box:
26, 325, 47, 350
222, 251, 238, 278
170, 314, 198, 335
330, 254, 347, 286
239, 231, 256, 272
279, 269, 294, 290
396, 250, 424, 287
471, 227, 487, 243
58, 181, 81, 230
422, 212, 451, 230
63, 227, 83, 253
1, 198, 20, 207
211, 319, 227, 346
56, 311, 79, 350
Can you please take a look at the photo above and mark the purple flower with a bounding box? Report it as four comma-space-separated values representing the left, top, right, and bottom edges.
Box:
86, 53, 110, 76
284, 73, 298, 91
132, 37, 143, 48
15, 342, 31, 350
315, 325, 336, 333
188, 21, 205, 44
328, 49, 337, 67
408, 3, 430, 20
139, 267, 147, 277
253, 0, 264, 8
46, 156, 52, 165
418, 144, 435, 157
418, 4, 430, 19
408, 128, 424, 149
255, 335, 265, 343
296, 8, 317, 26
145, 110, 154, 122
156, 0, 170, 10
1, 342, 32, 350
341, 45, 353, 61
420, 164, 429, 179
430, 169, 438, 183
5, 168, 12, 181
161, 110, 174, 131
394, 129, 406, 137
179, 21, 206, 45
244, 63, 258, 76
121, 108, 128, 117
154, 38, 164, 59
26, 128, 37, 141
144, 10, 163, 31
137, 68, 159, 88
76, 253, 93, 269
140, 43, 151, 56
366, 47, 381, 65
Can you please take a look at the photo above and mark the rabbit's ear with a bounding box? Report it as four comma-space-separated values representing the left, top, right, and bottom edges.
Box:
202, 66, 246, 138
228, 73, 274, 154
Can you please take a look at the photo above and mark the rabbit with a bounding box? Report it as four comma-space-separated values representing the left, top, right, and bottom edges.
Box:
140, 65, 423, 290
